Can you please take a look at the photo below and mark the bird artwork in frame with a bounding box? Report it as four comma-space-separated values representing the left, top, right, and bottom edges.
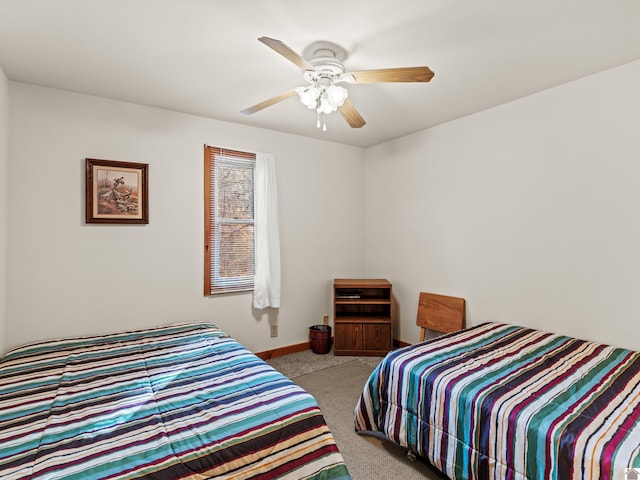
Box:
85, 158, 149, 224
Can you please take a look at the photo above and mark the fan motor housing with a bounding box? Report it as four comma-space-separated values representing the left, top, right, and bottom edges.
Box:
303, 41, 348, 75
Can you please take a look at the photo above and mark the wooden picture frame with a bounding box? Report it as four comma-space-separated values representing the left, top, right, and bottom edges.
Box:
85, 158, 149, 224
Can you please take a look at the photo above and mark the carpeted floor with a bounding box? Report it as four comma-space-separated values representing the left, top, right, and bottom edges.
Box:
266, 350, 447, 480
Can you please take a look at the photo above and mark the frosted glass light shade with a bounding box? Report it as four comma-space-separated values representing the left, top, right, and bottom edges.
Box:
326, 84, 347, 106
295, 86, 321, 107
296, 82, 348, 121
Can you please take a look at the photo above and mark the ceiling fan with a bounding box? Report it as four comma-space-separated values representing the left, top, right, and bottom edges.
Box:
240, 37, 435, 131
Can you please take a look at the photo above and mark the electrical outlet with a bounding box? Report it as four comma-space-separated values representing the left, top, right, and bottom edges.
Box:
322, 315, 329, 325
270, 324, 278, 338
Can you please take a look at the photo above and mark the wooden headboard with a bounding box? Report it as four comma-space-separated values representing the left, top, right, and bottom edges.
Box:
416, 292, 466, 341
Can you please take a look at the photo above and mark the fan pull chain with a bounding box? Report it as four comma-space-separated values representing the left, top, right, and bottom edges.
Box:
316, 111, 327, 131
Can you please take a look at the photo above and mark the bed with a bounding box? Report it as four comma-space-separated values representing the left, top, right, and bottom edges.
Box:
354, 322, 640, 480
0, 322, 351, 480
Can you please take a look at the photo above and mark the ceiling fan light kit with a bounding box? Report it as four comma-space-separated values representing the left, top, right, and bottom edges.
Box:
241, 37, 435, 131
295, 82, 348, 131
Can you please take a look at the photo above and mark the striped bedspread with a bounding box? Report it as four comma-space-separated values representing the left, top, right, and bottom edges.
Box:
0, 322, 350, 480
354, 322, 640, 480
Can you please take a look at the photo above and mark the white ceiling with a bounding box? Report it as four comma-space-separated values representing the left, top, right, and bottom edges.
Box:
0, 0, 639, 148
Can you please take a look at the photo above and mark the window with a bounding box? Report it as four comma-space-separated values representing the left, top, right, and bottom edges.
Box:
204, 146, 256, 295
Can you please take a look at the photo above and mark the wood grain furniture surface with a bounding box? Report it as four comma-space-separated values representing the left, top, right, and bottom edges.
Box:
333, 278, 392, 356
416, 291, 465, 341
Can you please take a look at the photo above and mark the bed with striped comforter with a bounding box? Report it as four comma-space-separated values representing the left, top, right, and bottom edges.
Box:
354, 322, 640, 480
0, 322, 350, 480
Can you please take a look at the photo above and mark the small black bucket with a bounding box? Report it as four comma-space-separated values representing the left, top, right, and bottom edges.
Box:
309, 325, 332, 354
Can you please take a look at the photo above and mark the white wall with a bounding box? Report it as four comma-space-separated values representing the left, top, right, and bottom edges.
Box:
364, 60, 640, 351
0, 66, 7, 352
8, 61, 638, 356
5, 83, 364, 355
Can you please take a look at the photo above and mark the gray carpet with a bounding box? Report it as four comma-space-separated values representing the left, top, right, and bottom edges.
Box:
266, 350, 447, 480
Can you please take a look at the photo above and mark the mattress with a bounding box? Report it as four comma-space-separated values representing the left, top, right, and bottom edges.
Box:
0, 322, 351, 479
354, 322, 640, 480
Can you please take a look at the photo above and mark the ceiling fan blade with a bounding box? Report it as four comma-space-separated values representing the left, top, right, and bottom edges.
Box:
240, 89, 297, 115
338, 98, 366, 128
349, 66, 435, 83
258, 37, 315, 71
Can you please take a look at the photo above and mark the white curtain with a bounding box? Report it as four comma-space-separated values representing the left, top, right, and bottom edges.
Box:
253, 152, 281, 309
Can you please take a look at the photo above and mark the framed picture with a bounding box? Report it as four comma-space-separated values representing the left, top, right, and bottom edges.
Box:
85, 158, 149, 224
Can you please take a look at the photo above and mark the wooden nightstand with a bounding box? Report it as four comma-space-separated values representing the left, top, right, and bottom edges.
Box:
333, 279, 392, 356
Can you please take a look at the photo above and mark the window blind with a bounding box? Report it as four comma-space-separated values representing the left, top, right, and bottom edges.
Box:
204, 146, 256, 295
